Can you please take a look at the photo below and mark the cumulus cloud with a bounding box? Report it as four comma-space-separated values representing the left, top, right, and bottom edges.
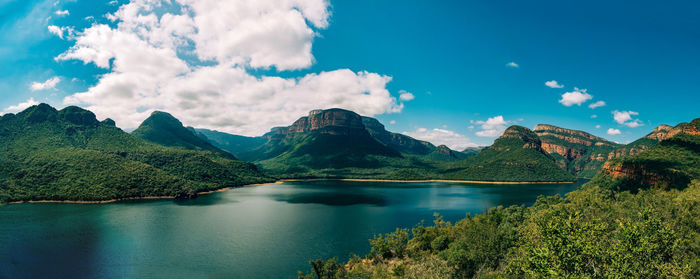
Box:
56, 0, 406, 136
473, 116, 509, 137
30, 77, 61, 91
399, 90, 415, 101
545, 80, 564, 88
403, 128, 476, 150
607, 128, 621, 135
389, 120, 396, 125
559, 87, 592, 106
506, 61, 519, 68
595, 125, 601, 129
613, 110, 644, 128
2, 98, 39, 114
55, 10, 69, 16
591, 114, 598, 118
588, 100, 606, 109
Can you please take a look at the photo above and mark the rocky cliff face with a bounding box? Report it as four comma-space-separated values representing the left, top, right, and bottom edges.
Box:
265, 109, 368, 140
534, 124, 622, 176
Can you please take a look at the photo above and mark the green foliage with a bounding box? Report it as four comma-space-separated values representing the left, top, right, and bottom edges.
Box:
0, 104, 271, 202
132, 111, 236, 160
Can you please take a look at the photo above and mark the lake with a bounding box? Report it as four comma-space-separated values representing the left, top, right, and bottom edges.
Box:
0, 180, 585, 278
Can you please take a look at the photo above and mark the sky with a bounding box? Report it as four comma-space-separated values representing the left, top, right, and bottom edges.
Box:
1, 0, 699, 149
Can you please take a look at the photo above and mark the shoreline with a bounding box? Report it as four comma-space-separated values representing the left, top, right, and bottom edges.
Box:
5, 178, 576, 205
282, 178, 577, 184
6, 181, 283, 205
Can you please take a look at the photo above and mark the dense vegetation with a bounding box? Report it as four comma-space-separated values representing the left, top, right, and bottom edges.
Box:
439, 127, 576, 182
299, 122, 700, 278
132, 111, 237, 160
194, 128, 267, 158
0, 104, 271, 203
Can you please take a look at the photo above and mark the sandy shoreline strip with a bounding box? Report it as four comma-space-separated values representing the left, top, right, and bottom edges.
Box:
7, 181, 283, 205
283, 178, 576, 185
6, 178, 574, 205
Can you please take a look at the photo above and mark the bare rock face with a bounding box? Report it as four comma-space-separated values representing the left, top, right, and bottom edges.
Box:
645, 124, 673, 141
534, 124, 622, 176
265, 108, 368, 140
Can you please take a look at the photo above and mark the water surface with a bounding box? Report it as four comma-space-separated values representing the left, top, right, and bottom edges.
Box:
0, 180, 584, 278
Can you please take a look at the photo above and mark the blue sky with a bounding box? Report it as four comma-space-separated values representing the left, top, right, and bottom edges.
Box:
1, 0, 698, 148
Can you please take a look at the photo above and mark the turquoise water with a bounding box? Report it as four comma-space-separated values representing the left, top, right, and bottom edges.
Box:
0, 180, 584, 278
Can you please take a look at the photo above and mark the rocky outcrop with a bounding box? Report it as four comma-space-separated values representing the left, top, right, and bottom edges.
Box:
534, 124, 622, 177
265, 109, 368, 140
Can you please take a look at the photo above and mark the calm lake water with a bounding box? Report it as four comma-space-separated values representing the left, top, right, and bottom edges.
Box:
0, 180, 585, 279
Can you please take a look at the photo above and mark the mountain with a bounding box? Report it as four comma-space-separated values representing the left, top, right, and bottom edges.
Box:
192, 128, 266, 158
252, 109, 411, 177
441, 126, 576, 182
461, 146, 485, 157
425, 145, 471, 161
132, 111, 236, 160
534, 124, 672, 178
361, 117, 436, 155
534, 124, 622, 178
0, 104, 270, 203
591, 118, 700, 192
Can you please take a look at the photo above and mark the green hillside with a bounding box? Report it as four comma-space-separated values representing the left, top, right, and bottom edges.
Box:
132, 111, 236, 160
590, 118, 700, 192
441, 126, 576, 182
193, 128, 266, 158
299, 118, 700, 279
0, 104, 271, 203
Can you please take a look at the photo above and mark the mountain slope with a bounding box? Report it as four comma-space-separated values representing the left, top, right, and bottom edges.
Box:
534, 124, 622, 177
132, 111, 236, 159
255, 109, 410, 177
0, 104, 270, 203
192, 128, 266, 158
441, 126, 576, 182
591, 118, 700, 192
361, 117, 436, 155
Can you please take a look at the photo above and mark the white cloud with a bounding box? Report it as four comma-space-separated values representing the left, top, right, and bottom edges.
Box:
588, 100, 606, 109
506, 61, 519, 68
403, 128, 476, 150
591, 114, 597, 118
30, 76, 61, 91
56, 0, 405, 135
55, 10, 69, 16
545, 80, 564, 88
612, 110, 644, 128
607, 128, 621, 135
48, 25, 63, 38
398, 90, 414, 101
3, 98, 39, 114
47, 25, 74, 39
474, 115, 509, 137
559, 87, 592, 106
389, 120, 396, 125
595, 125, 601, 129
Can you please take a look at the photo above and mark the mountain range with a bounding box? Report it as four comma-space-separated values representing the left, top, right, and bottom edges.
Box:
1, 103, 696, 202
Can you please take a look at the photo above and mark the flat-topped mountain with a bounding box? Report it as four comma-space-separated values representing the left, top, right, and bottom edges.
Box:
534, 124, 677, 178
0, 104, 270, 203
442, 126, 576, 182
534, 124, 621, 177
132, 111, 236, 160
591, 118, 700, 191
